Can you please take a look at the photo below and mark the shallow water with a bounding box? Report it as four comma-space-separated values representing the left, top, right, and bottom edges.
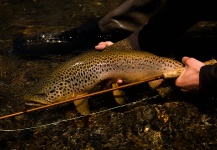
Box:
1, 0, 217, 149
0, 0, 126, 117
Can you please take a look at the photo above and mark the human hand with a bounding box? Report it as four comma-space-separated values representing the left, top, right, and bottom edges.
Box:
95, 41, 114, 50
175, 57, 205, 91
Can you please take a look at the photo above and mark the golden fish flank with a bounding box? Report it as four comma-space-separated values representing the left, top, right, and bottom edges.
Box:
24, 49, 183, 115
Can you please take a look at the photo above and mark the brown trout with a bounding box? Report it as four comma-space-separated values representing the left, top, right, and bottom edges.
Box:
24, 49, 183, 115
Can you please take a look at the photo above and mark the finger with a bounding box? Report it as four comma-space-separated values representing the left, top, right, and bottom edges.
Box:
95, 44, 106, 50
95, 42, 107, 50
181, 56, 190, 64
117, 79, 123, 85
175, 68, 186, 87
95, 41, 114, 50
182, 57, 205, 68
104, 41, 114, 46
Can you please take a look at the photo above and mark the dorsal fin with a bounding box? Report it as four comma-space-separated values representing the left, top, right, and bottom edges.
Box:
104, 39, 135, 52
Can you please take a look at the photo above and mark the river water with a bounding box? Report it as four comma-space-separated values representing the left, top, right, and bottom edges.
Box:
1, 0, 217, 149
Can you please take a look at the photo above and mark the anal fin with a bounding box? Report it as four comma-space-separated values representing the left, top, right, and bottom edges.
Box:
112, 83, 126, 105
73, 96, 90, 116
148, 79, 174, 97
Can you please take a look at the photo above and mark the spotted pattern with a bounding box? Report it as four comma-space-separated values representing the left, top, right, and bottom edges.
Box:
24, 49, 183, 105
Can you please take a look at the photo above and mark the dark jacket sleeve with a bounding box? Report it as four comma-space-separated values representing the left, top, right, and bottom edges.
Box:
126, 0, 200, 53
99, 0, 167, 33
200, 64, 217, 95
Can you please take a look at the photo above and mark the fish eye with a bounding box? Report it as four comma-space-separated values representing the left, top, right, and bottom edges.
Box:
33, 93, 46, 96
50, 89, 56, 93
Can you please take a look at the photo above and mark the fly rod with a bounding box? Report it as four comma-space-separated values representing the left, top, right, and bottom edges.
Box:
0, 59, 216, 120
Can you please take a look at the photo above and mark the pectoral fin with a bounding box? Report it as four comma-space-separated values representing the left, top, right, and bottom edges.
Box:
156, 86, 173, 97
112, 83, 126, 105
73, 98, 90, 116
148, 79, 173, 97
148, 79, 164, 89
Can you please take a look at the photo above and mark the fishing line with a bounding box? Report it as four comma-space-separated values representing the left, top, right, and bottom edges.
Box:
0, 95, 160, 132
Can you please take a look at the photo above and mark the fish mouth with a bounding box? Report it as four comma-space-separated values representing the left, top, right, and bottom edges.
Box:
25, 99, 51, 107
24, 92, 52, 106
25, 101, 43, 107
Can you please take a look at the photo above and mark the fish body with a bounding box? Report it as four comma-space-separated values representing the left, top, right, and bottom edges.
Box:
24, 49, 183, 115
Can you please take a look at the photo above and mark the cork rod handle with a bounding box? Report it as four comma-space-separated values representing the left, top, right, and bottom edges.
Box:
163, 59, 217, 79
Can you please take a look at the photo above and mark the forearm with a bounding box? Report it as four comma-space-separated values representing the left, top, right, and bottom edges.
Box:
126, 0, 200, 52
200, 64, 217, 95
137, 0, 200, 55
99, 0, 167, 33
